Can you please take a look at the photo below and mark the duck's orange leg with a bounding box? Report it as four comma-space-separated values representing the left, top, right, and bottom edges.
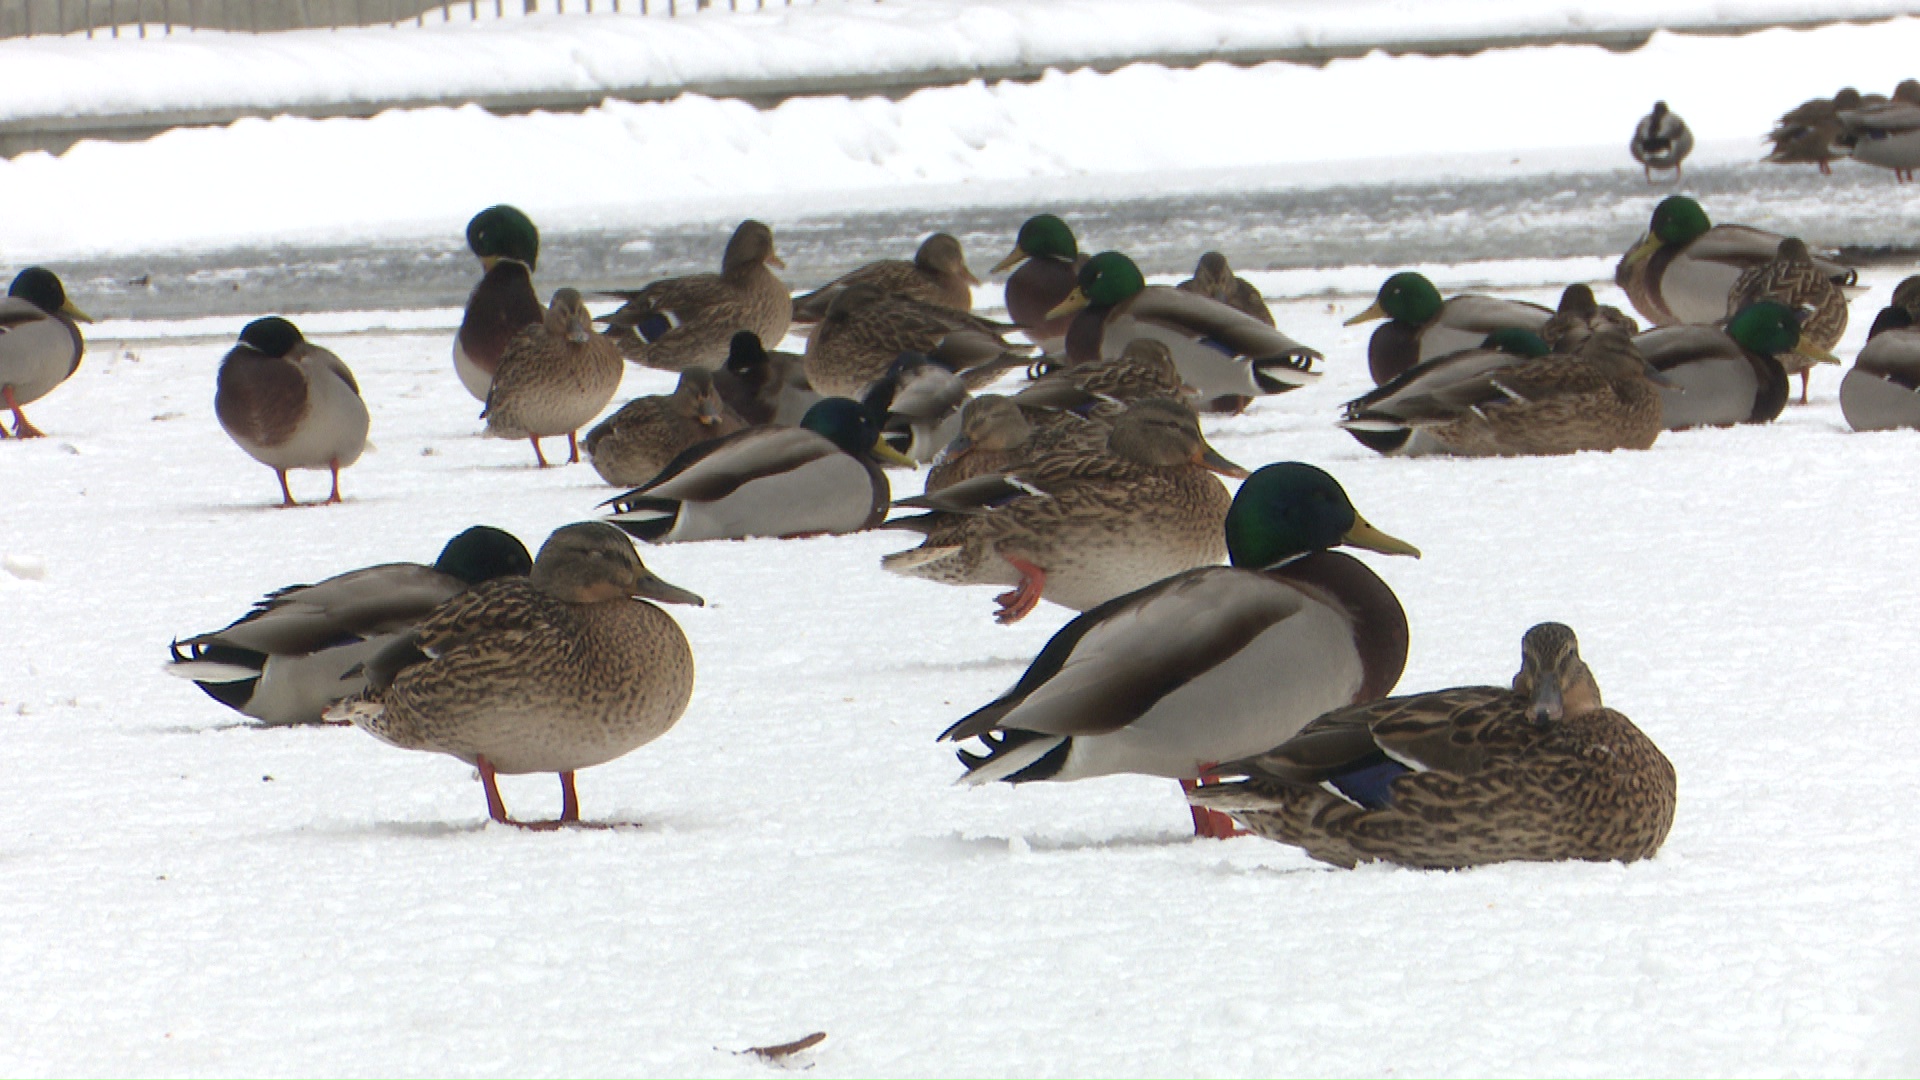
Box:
529, 437, 551, 468
993, 556, 1047, 625
3, 386, 45, 438
326, 459, 344, 504
1182, 769, 1245, 839
566, 431, 580, 464
275, 469, 299, 508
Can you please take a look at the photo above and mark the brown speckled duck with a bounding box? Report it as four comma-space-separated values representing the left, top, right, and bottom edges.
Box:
453, 205, 544, 402
1191, 622, 1677, 870
1727, 237, 1848, 403
0, 267, 90, 439
1176, 252, 1273, 326
583, 368, 746, 487
330, 522, 703, 829
1766, 89, 1861, 174
803, 283, 1032, 400
601, 220, 792, 372
215, 316, 369, 507
792, 233, 979, 324
483, 288, 625, 467
1539, 284, 1638, 354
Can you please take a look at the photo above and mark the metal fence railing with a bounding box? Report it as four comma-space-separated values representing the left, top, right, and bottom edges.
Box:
0, 0, 828, 38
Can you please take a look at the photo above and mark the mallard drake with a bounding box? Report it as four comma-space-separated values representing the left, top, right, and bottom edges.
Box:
991, 214, 1085, 355
1176, 252, 1273, 326
1191, 622, 1676, 869
1341, 327, 1550, 456
865, 351, 969, 463
1726, 237, 1848, 404
600, 220, 791, 372
1639, 301, 1831, 429
1766, 88, 1861, 174
328, 522, 702, 829
882, 398, 1247, 623
1053, 251, 1320, 411
1539, 284, 1638, 353
1630, 101, 1693, 183
937, 463, 1417, 837
803, 283, 1032, 400
1839, 80, 1920, 183
165, 526, 533, 727
604, 397, 915, 543
1615, 196, 1856, 328
711, 331, 818, 427
1345, 271, 1552, 385
583, 368, 745, 487
453, 205, 545, 402
1, 267, 91, 439
1340, 326, 1668, 457
482, 288, 625, 467
1840, 276, 1920, 431
216, 317, 369, 507
792, 233, 978, 324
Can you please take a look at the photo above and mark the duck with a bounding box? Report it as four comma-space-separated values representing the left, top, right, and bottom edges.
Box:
1190, 622, 1677, 869
482, 288, 625, 468
327, 522, 703, 829
1014, 338, 1188, 413
215, 316, 370, 507
453, 205, 545, 402
165, 526, 533, 727
1766, 88, 1861, 174
1539, 284, 1638, 354
802, 283, 1032, 400
791, 233, 979, 324
882, 398, 1248, 624
1637, 302, 1821, 429
1839, 79, 1920, 183
1725, 237, 1849, 403
1340, 327, 1551, 456
1840, 276, 1920, 431
711, 331, 819, 427
1614, 195, 1856, 328
583, 367, 745, 487
1053, 251, 1320, 411
1176, 252, 1273, 326
923, 395, 1035, 493
1344, 271, 1552, 385
1630, 101, 1693, 183
600, 220, 791, 372
1339, 326, 1669, 457
937, 462, 1418, 838
1, 267, 91, 439
991, 214, 1086, 355
603, 397, 915, 543
864, 351, 970, 464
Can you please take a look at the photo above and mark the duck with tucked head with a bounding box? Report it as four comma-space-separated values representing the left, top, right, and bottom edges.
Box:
792, 232, 980, 325
938, 462, 1418, 838
1176, 252, 1273, 326
1191, 623, 1677, 870
803, 283, 1032, 401
1766, 88, 1860, 175
600, 220, 791, 373
1344, 271, 1552, 386
710, 330, 818, 427
583, 368, 745, 487
216, 316, 369, 507
1839, 79, 1920, 183
482, 288, 625, 468
1630, 101, 1693, 183
1840, 276, 1920, 431
1615, 196, 1855, 329
1, 267, 92, 439
991, 214, 1086, 355
453, 205, 545, 402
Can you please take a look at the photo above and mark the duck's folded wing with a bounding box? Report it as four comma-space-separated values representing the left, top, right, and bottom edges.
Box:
1693, 226, 1855, 285
942, 568, 1304, 741
1224, 686, 1510, 783
1343, 346, 1530, 419
0, 297, 52, 331
890, 472, 1035, 514
599, 272, 728, 323
1840, 101, 1920, 136
611, 426, 836, 507
1125, 287, 1322, 362
185, 563, 460, 656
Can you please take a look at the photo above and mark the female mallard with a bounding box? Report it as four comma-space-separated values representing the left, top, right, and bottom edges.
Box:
482, 288, 625, 468
1539, 284, 1638, 353
604, 397, 914, 543
991, 213, 1085, 355
216, 316, 369, 507
803, 283, 1031, 400
1839, 80, 1920, 183
1840, 275, 1920, 431
1176, 252, 1273, 325
1344, 271, 1552, 385
792, 233, 979, 324
1638, 302, 1829, 429
601, 220, 791, 372
1341, 328, 1550, 456
1016, 338, 1187, 413
1614, 196, 1855, 328
329, 522, 702, 829
165, 526, 532, 727
882, 398, 1248, 624
1726, 237, 1848, 403
1766, 89, 1861, 174
1630, 101, 1693, 183
1340, 326, 1669, 457
583, 368, 745, 487
711, 331, 819, 427
1190, 622, 1676, 870
1, 267, 91, 439
1052, 251, 1320, 411
453, 205, 544, 402
937, 463, 1418, 837
924, 395, 1034, 493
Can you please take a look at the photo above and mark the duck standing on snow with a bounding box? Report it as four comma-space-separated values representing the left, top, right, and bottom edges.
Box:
329, 522, 703, 830
1838, 79, 1920, 183
1766, 89, 1860, 175
165, 526, 533, 727
215, 316, 370, 507
1190, 623, 1677, 870
600, 220, 791, 372
990, 213, 1086, 355
0, 267, 91, 439
482, 288, 625, 467
1614, 195, 1855, 328
1630, 101, 1693, 183
791, 232, 979, 324
1726, 237, 1848, 403
1344, 271, 1552, 386
1176, 252, 1274, 325
583, 368, 745, 487
938, 462, 1418, 838
453, 205, 545, 402
1840, 276, 1920, 431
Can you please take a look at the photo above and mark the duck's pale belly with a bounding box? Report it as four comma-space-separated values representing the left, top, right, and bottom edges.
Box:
1840, 366, 1920, 432
452, 339, 493, 402
0, 315, 81, 404
237, 367, 369, 471
1853, 129, 1920, 172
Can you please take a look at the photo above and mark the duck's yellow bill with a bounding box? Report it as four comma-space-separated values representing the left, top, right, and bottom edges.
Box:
1343, 515, 1421, 558
62, 300, 94, 324
873, 441, 919, 469
990, 247, 1029, 275
1045, 287, 1091, 321
1797, 342, 1840, 365
1342, 300, 1387, 327
1624, 231, 1662, 267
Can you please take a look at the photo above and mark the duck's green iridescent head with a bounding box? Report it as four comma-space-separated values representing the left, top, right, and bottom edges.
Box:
1225, 463, 1421, 570
1345, 272, 1443, 328
801, 398, 916, 467
9, 266, 92, 323
991, 214, 1078, 274
1648, 196, 1711, 247
1726, 301, 1836, 365
1482, 327, 1551, 358
1046, 251, 1145, 320
433, 525, 534, 585
466, 205, 540, 270
238, 316, 305, 359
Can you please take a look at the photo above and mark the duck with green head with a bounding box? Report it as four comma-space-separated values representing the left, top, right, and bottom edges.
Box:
1341, 327, 1551, 456
0, 267, 92, 438
1050, 250, 1320, 411
454, 205, 545, 403
938, 462, 1418, 837
1343, 271, 1551, 386
1637, 301, 1833, 429
216, 316, 370, 507
1840, 275, 1920, 431
991, 214, 1086, 355
1615, 195, 1855, 328
603, 397, 915, 543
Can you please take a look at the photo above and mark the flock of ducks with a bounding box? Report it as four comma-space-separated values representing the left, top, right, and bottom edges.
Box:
1630, 80, 1920, 184
12, 97, 1920, 868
